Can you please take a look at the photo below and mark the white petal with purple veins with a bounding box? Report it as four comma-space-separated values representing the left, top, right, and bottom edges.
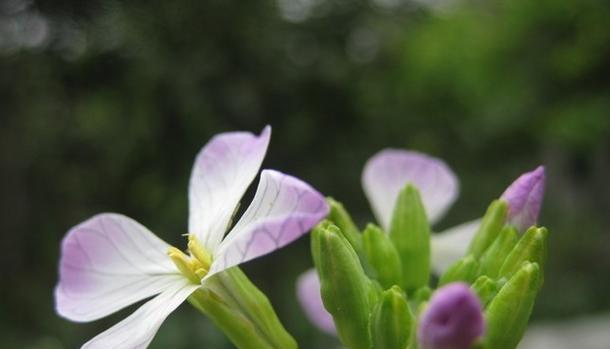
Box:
430, 219, 480, 274
82, 280, 199, 349
296, 269, 336, 335
55, 214, 180, 322
189, 126, 271, 252
362, 149, 459, 230
207, 170, 329, 277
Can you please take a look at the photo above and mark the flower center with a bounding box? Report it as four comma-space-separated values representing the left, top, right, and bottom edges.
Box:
167, 235, 213, 284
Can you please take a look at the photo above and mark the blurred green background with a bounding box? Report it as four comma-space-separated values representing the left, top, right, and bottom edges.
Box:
1, 0, 609, 348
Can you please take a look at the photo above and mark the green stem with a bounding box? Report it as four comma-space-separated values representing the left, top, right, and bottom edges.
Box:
189, 267, 297, 349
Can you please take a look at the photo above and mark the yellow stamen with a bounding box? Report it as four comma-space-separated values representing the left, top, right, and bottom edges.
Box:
188, 235, 213, 269
167, 247, 201, 284
167, 235, 214, 284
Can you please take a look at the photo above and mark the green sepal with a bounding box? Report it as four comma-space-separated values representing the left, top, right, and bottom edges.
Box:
438, 254, 479, 287
485, 262, 542, 349
470, 275, 499, 308
188, 288, 274, 349
467, 200, 508, 258
478, 226, 519, 279
498, 227, 548, 281
327, 197, 363, 254
389, 184, 431, 291
204, 268, 297, 349
362, 223, 403, 289
312, 222, 376, 349
370, 286, 414, 349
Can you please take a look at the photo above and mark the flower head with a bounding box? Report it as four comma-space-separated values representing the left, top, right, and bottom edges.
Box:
298, 149, 475, 334
501, 166, 545, 232
55, 126, 329, 348
418, 283, 484, 349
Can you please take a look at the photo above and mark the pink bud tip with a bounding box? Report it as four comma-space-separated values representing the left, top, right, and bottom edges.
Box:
418, 283, 484, 349
501, 166, 546, 232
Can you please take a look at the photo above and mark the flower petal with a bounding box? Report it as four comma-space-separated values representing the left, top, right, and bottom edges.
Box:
82, 280, 199, 349
362, 149, 459, 230
55, 213, 180, 322
207, 170, 328, 276
430, 219, 480, 274
188, 126, 271, 252
296, 269, 337, 335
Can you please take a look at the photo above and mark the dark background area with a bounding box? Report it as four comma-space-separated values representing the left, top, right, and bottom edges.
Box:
1, 0, 609, 347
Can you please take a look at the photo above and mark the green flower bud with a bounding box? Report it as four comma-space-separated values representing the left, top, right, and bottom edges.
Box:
312, 223, 376, 349
498, 227, 548, 281
478, 226, 519, 279
390, 184, 431, 291
485, 262, 542, 349
467, 200, 508, 258
370, 286, 414, 349
438, 255, 479, 287
327, 197, 363, 254
363, 223, 403, 289
413, 286, 432, 306
470, 275, 499, 308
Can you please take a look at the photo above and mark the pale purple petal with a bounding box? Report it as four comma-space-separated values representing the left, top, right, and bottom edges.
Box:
207, 170, 329, 277
189, 126, 271, 252
500, 166, 545, 232
296, 269, 337, 335
362, 149, 459, 230
431, 219, 480, 274
55, 213, 180, 322
418, 283, 484, 349
82, 280, 199, 349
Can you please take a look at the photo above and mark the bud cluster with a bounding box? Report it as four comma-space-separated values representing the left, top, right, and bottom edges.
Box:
310, 167, 547, 349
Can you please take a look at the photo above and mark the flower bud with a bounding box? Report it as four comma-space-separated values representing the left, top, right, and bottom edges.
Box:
311, 222, 376, 349
498, 226, 548, 281
478, 226, 519, 279
418, 283, 485, 349
467, 199, 508, 258
438, 255, 479, 287
362, 223, 403, 289
470, 275, 499, 308
370, 286, 414, 349
485, 262, 541, 349
327, 197, 363, 254
390, 184, 431, 291
501, 166, 545, 232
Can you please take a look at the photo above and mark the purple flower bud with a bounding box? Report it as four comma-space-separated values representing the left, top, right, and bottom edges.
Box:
501, 166, 545, 232
418, 283, 484, 349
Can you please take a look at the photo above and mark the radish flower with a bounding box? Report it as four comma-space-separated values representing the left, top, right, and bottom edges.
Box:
55, 126, 329, 349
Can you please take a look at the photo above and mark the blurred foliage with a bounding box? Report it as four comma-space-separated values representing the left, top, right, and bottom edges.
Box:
0, 0, 609, 347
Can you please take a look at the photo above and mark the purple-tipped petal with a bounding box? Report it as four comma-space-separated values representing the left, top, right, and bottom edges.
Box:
189, 126, 271, 252
82, 280, 199, 349
500, 166, 545, 232
55, 214, 181, 322
296, 269, 337, 335
207, 170, 329, 277
418, 283, 484, 349
362, 149, 459, 230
